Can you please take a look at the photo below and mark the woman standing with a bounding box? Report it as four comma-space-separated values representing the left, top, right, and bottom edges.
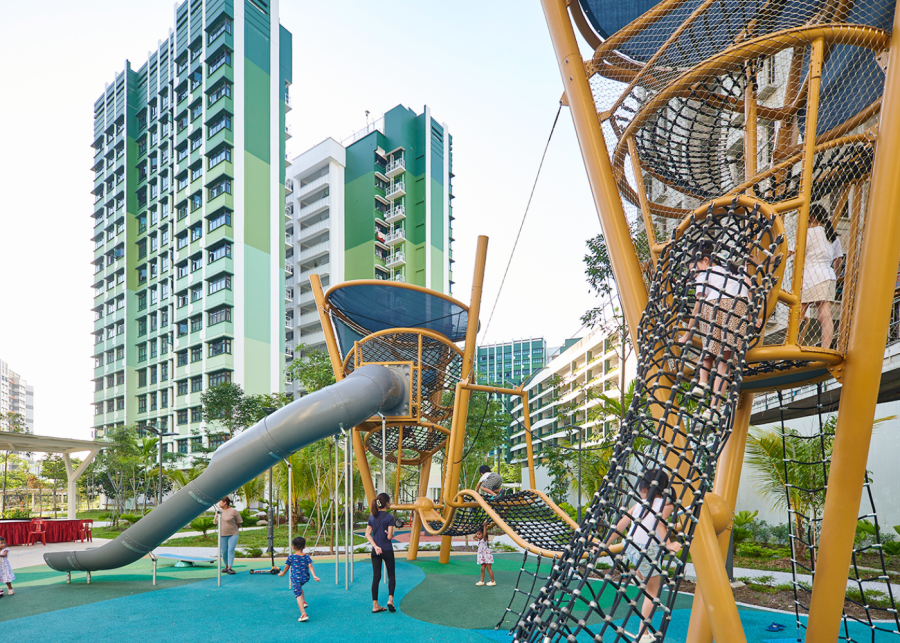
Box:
798, 205, 842, 349
214, 497, 242, 575
365, 492, 396, 613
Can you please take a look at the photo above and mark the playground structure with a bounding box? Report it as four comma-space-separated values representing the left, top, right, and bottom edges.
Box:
504, 1, 900, 642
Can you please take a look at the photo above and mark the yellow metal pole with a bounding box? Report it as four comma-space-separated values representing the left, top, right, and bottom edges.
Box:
521, 391, 537, 489
440, 235, 489, 564
805, 5, 900, 639
686, 392, 755, 643
786, 38, 825, 345
744, 74, 758, 191
540, 0, 649, 342
690, 504, 748, 643
310, 273, 346, 381
626, 137, 660, 265
407, 454, 433, 561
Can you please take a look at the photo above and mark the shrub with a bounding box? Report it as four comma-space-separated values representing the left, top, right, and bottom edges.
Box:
190, 516, 216, 537
239, 509, 259, 528
119, 513, 141, 526
491, 542, 517, 552
769, 523, 791, 545
418, 544, 441, 551
883, 541, 900, 557
732, 511, 758, 544
2, 509, 31, 520
240, 546, 263, 558
558, 502, 578, 521
846, 587, 891, 608
736, 543, 789, 559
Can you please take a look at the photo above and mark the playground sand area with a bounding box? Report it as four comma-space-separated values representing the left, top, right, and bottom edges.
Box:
3, 549, 898, 642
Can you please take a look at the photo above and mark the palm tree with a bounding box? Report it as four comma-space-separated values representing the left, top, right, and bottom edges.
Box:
1, 412, 28, 513
745, 413, 893, 562
240, 474, 265, 512
165, 464, 206, 491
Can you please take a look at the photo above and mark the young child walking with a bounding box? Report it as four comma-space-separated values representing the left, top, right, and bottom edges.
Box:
0, 536, 15, 596
278, 536, 319, 622
474, 528, 495, 586
605, 469, 682, 643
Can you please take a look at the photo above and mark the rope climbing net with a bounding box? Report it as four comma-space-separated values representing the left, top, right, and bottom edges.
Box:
511, 200, 782, 642
777, 387, 900, 641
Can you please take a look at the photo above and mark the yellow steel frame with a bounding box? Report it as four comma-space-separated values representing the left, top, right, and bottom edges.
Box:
539, 1, 900, 640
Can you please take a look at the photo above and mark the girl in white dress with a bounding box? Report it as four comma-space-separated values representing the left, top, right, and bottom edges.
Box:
0, 536, 15, 596
474, 527, 495, 586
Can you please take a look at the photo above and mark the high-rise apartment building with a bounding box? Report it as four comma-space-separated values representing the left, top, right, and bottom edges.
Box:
476, 339, 547, 387
90, 0, 292, 456
285, 106, 454, 383
0, 360, 34, 433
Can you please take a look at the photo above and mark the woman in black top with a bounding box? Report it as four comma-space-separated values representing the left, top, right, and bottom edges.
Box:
365, 492, 396, 613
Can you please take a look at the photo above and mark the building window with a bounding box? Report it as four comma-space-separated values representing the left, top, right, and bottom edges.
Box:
106, 399, 115, 413
177, 202, 188, 219
208, 274, 231, 295
177, 291, 188, 307
177, 320, 188, 337
177, 232, 188, 249
150, 366, 158, 385
190, 316, 202, 333
191, 285, 203, 301
208, 242, 231, 264
191, 376, 203, 393
191, 193, 202, 211
150, 393, 158, 411
161, 362, 169, 381
117, 371, 125, 385
191, 254, 203, 271
161, 308, 169, 327
149, 339, 157, 359
208, 306, 231, 326
208, 433, 226, 449
138, 344, 147, 362
191, 164, 203, 181
177, 350, 188, 366
191, 345, 202, 362
208, 146, 231, 168
138, 292, 147, 311
208, 50, 231, 75
208, 115, 231, 138
138, 395, 147, 413
116, 397, 125, 410
209, 338, 232, 357
116, 346, 124, 361
208, 210, 231, 231
191, 407, 202, 423
161, 389, 169, 408
94, 379, 104, 392
177, 409, 188, 425
177, 262, 189, 278
208, 179, 231, 200
190, 437, 202, 451
177, 379, 188, 396
208, 370, 231, 387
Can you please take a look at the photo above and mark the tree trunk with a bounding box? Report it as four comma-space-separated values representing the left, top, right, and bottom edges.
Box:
1, 451, 9, 514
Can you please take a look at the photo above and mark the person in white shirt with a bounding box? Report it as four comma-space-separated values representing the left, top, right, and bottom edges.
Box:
799, 206, 842, 349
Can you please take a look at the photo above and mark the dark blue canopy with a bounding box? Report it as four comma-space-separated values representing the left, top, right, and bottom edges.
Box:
327, 283, 471, 343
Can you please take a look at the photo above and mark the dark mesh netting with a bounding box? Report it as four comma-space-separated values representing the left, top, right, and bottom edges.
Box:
344, 330, 462, 424
511, 200, 782, 642
429, 492, 489, 537
365, 424, 448, 463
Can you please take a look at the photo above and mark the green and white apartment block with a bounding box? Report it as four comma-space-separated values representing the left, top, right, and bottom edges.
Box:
90, 0, 292, 458
0, 359, 34, 434
285, 106, 454, 388
476, 339, 548, 387
507, 327, 637, 466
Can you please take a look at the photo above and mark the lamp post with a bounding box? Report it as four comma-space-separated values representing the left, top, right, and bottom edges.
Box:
144, 423, 177, 507
560, 424, 585, 522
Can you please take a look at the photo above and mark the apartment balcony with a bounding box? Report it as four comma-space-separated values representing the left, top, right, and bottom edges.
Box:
285, 287, 294, 302
386, 251, 406, 268
298, 311, 323, 329
301, 329, 326, 348
374, 262, 390, 274
285, 315, 293, 329
385, 204, 406, 224
285, 231, 294, 246
285, 124, 292, 140
298, 218, 331, 240
392, 272, 406, 283
298, 196, 330, 223
285, 202, 294, 217
285, 178, 294, 193
285, 262, 294, 276
298, 240, 330, 262
285, 276, 295, 289
298, 289, 316, 306
299, 263, 330, 280
386, 180, 406, 200
284, 93, 292, 111
285, 342, 294, 358
386, 229, 406, 246
297, 174, 329, 199
374, 232, 389, 251
375, 170, 389, 184
386, 157, 406, 178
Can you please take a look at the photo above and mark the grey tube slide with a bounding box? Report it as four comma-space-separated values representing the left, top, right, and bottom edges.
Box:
45, 364, 406, 572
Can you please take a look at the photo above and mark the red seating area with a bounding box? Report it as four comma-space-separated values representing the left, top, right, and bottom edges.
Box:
0, 519, 87, 546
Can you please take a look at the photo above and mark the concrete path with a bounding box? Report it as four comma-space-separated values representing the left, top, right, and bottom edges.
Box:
6, 539, 113, 568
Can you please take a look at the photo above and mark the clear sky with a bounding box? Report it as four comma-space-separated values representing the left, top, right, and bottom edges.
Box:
0, 0, 603, 441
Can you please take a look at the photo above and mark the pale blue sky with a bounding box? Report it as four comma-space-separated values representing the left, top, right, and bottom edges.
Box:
0, 0, 602, 440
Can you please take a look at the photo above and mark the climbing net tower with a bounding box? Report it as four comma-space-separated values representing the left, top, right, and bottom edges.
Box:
535, 0, 900, 641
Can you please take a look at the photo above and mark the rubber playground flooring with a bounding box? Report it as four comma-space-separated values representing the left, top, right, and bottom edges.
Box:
2, 552, 899, 642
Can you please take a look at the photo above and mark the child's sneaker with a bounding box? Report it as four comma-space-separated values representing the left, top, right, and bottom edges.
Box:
7, 590, 13, 595
486, 581, 496, 586
298, 615, 309, 622
475, 581, 485, 586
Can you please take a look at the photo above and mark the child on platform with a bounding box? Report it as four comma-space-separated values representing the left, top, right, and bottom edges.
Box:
0, 536, 15, 596
279, 536, 320, 622
475, 465, 503, 498
606, 469, 682, 643
474, 527, 496, 587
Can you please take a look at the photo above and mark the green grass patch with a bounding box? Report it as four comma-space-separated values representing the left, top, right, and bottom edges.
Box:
163, 524, 365, 549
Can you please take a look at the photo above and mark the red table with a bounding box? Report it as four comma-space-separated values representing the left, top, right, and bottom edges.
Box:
0, 519, 84, 546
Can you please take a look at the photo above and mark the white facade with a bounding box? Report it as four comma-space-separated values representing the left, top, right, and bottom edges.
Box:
284, 139, 346, 397
0, 359, 34, 433
508, 327, 638, 465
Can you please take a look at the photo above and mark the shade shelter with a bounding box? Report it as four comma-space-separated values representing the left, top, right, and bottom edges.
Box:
0, 431, 108, 518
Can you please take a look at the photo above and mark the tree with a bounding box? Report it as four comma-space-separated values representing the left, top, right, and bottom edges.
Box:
1, 412, 28, 513
285, 343, 336, 393
40, 455, 68, 518
200, 382, 259, 439
745, 413, 893, 562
